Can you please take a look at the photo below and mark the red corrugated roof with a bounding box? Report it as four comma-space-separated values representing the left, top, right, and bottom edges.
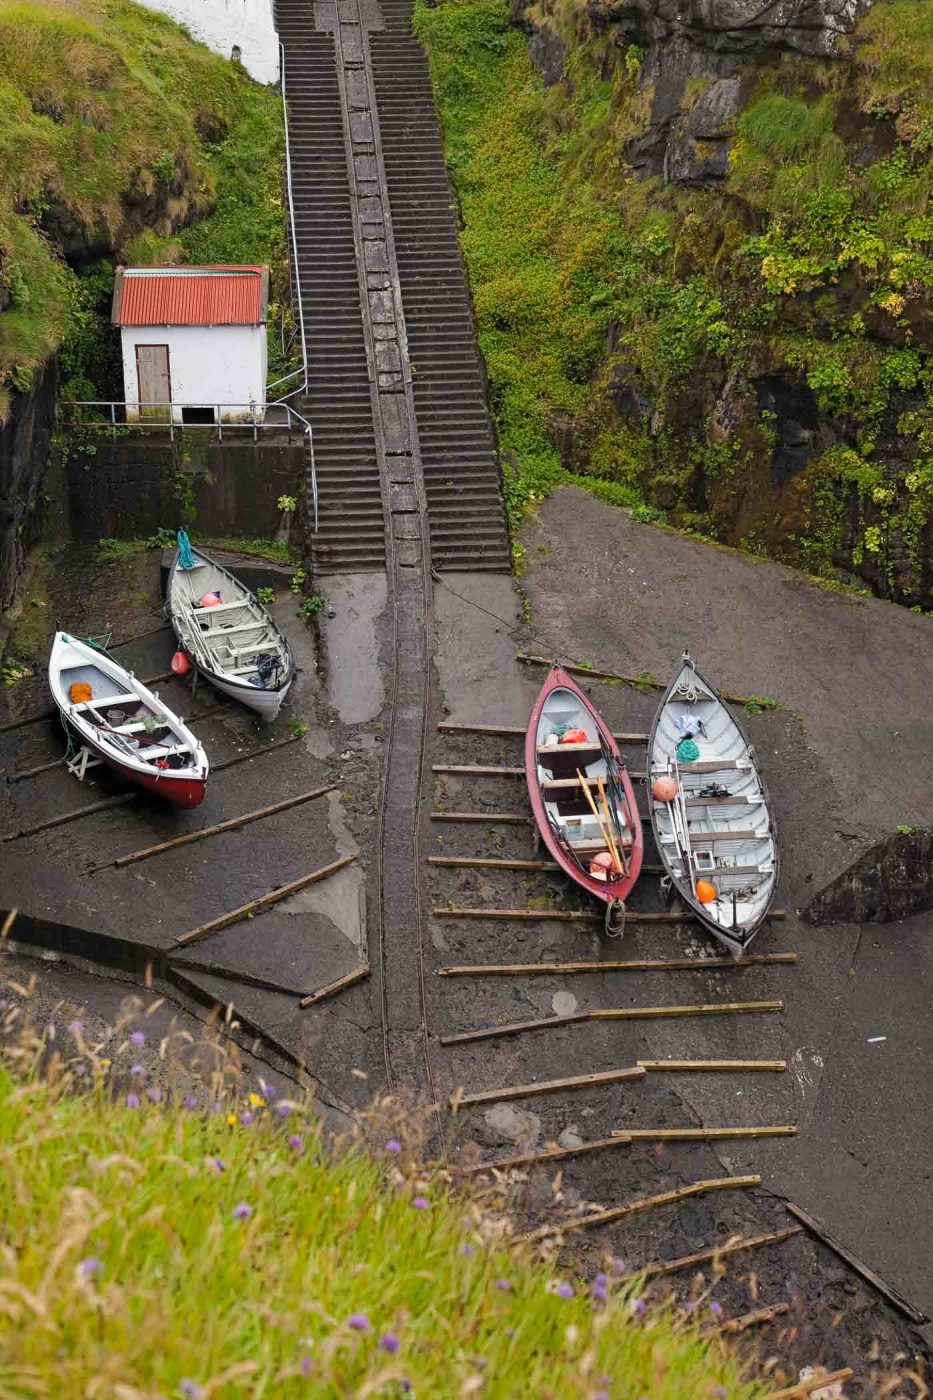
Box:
113, 266, 267, 327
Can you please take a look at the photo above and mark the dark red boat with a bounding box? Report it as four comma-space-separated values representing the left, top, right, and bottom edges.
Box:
525, 665, 643, 919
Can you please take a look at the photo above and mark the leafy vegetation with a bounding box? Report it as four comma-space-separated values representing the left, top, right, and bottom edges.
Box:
0, 0, 289, 415
0, 1025, 767, 1399
299, 592, 326, 616
415, 0, 933, 601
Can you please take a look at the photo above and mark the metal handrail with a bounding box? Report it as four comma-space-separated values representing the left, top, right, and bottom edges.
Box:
272, 40, 309, 406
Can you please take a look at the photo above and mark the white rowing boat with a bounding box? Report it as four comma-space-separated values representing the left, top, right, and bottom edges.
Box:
647, 653, 779, 956
167, 539, 294, 721
48, 632, 208, 808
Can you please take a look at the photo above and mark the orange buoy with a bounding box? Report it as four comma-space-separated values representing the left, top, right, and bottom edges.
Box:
696, 879, 717, 904
561, 728, 589, 745
589, 850, 614, 881
652, 776, 679, 802
171, 650, 191, 676
200, 591, 222, 608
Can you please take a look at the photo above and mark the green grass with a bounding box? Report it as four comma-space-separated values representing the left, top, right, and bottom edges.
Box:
0, 0, 288, 413
0, 1038, 767, 1399
415, 0, 933, 601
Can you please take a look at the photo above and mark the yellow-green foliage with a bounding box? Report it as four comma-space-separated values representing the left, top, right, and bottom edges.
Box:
0, 1043, 766, 1398
0, 0, 283, 415
417, 0, 933, 599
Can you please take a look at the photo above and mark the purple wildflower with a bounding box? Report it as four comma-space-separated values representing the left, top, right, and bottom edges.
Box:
631, 1298, 646, 1316
299, 1356, 313, 1377
147, 1086, 162, 1104
184, 1095, 198, 1111
288, 1134, 304, 1151
125, 1093, 140, 1109
240, 1111, 253, 1126
130, 1029, 145, 1047
276, 1102, 291, 1118
68, 1019, 83, 1035
458, 1242, 475, 1258
130, 1064, 145, 1077
594, 1272, 608, 1289
211, 1157, 225, 1173
596, 1392, 610, 1400
710, 1300, 723, 1318
554, 1281, 574, 1300
412, 1196, 428, 1210
78, 1257, 103, 1280
591, 1283, 608, 1304
494, 1279, 512, 1292
610, 1256, 626, 1276
73, 1062, 87, 1078
713, 1389, 727, 1398
180, 1382, 202, 1399
233, 1203, 253, 1221
379, 1334, 400, 1355
261, 1082, 277, 1100
385, 1138, 402, 1154
347, 1313, 369, 1332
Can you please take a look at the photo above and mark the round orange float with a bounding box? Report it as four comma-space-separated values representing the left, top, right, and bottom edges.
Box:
652, 776, 679, 802
589, 851, 614, 881
696, 879, 717, 904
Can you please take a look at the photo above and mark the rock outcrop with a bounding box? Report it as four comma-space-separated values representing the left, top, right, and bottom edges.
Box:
806, 826, 933, 925
0, 364, 57, 611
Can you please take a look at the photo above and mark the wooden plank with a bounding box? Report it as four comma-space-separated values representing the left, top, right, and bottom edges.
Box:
514, 1175, 761, 1245
100, 784, 337, 870
616, 1126, 796, 1142
516, 653, 761, 708
462, 1125, 797, 1175
429, 856, 560, 872
638, 1059, 787, 1072
2, 791, 139, 842
438, 722, 647, 743
430, 811, 531, 824
436, 953, 798, 977
543, 773, 646, 787
298, 963, 370, 1009
433, 764, 524, 777
768, 1369, 854, 1400
450, 1065, 646, 1111
439, 1001, 783, 1045
618, 1226, 803, 1282
6, 754, 67, 782
718, 1302, 790, 1334
433, 908, 790, 924
786, 1202, 928, 1325
173, 855, 358, 948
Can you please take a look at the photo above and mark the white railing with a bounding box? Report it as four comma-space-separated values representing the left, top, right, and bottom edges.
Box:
268, 41, 309, 405
59, 400, 317, 531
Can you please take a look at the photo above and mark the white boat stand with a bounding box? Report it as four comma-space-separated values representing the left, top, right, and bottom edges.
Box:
66, 746, 104, 783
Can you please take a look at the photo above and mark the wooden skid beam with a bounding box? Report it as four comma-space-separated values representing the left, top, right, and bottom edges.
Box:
786, 1202, 928, 1325
6, 754, 66, 782
101, 784, 337, 870
436, 953, 798, 977
433, 763, 647, 781
450, 1065, 646, 1111
427, 856, 666, 876
440, 1001, 783, 1044
438, 722, 648, 742
514, 1175, 760, 1245
768, 1369, 854, 1400
516, 653, 761, 708
172, 855, 358, 948
618, 1226, 803, 1282
638, 1059, 787, 1073
435, 906, 786, 923
299, 963, 370, 1008
430, 811, 530, 824
719, 1302, 790, 1334
463, 1125, 797, 1175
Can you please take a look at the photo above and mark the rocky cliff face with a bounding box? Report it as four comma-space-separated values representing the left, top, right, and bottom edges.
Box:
0, 364, 57, 611
508, 0, 933, 606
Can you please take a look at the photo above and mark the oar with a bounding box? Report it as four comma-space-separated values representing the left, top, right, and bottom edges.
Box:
596, 774, 627, 876
577, 770, 622, 875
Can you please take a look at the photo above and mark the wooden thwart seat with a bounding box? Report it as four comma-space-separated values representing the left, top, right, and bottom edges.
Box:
683, 794, 763, 807
677, 759, 747, 773
567, 835, 633, 852
536, 741, 601, 758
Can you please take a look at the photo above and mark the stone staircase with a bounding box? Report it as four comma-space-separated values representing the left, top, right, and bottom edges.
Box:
276, 13, 386, 573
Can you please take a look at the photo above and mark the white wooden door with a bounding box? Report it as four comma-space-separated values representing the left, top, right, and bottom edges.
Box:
136, 344, 171, 420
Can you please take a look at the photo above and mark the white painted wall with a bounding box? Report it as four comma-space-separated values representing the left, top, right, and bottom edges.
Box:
138, 0, 279, 85
121, 324, 268, 423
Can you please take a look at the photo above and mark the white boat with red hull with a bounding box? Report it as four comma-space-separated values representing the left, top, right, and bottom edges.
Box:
48, 632, 209, 809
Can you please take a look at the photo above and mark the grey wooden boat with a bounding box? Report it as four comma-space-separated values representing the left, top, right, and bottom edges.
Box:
647, 653, 779, 956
